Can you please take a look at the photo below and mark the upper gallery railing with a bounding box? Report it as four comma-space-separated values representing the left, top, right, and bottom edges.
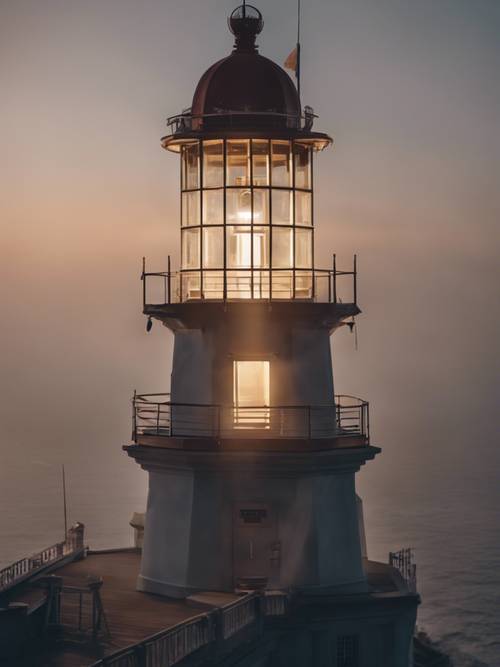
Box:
0, 523, 85, 593
165, 107, 319, 134
141, 255, 357, 306
132, 393, 369, 443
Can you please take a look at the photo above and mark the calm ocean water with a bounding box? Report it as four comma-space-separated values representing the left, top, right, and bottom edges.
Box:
1, 454, 498, 667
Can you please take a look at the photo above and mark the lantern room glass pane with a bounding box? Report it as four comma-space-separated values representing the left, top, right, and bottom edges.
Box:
181, 271, 201, 301
271, 140, 291, 187
202, 271, 223, 299
252, 140, 269, 186
252, 270, 270, 299
227, 140, 250, 186
271, 189, 292, 225
182, 143, 200, 190
272, 271, 293, 299
182, 190, 200, 227
295, 228, 312, 268
227, 226, 252, 268
253, 188, 269, 225
295, 271, 313, 299
181, 228, 200, 269
202, 140, 223, 188
252, 227, 270, 268
227, 271, 251, 299
227, 188, 252, 224
272, 227, 293, 268
202, 227, 223, 269
295, 191, 312, 226
294, 144, 311, 189
203, 189, 223, 225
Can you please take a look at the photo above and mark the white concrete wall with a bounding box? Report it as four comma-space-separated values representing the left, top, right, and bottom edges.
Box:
138, 470, 195, 597
139, 464, 367, 596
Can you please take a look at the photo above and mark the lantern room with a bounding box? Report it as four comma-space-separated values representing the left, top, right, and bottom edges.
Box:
159, 4, 332, 302
177, 138, 315, 300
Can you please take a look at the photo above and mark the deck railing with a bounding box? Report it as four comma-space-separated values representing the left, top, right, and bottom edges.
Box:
0, 523, 85, 593
221, 592, 259, 639
389, 548, 417, 594
91, 590, 284, 667
141, 256, 357, 306
144, 615, 214, 667
132, 394, 369, 443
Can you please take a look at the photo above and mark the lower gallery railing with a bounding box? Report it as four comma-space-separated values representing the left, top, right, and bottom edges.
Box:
132, 394, 369, 443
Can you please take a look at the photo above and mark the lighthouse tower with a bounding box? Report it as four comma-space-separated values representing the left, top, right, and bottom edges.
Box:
128, 5, 377, 600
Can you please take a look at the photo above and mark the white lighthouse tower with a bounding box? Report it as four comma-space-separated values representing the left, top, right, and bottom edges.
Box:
127, 6, 418, 664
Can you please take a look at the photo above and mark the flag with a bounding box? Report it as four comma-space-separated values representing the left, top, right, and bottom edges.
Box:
284, 47, 298, 77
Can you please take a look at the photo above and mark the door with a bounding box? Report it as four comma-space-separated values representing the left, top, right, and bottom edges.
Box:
233, 503, 280, 588
233, 360, 270, 429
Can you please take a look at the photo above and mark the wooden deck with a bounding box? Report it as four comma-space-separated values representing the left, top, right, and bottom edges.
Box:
19, 549, 217, 667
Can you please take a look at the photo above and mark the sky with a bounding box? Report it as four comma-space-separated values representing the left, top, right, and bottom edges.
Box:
0, 0, 499, 557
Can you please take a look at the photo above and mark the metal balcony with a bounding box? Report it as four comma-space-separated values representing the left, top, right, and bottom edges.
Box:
132, 393, 369, 446
141, 256, 357, 307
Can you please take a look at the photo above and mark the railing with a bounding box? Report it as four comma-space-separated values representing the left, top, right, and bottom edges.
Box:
0, 523, 85, 593
141, 255, 357, 306
144, 615, 213, 666
165, 109, 319, 134
221, 592, 259, 640
262, 591, 288, 616
91, 591, 286, 667
389, 548, 417, 594
132, 393, 369, 443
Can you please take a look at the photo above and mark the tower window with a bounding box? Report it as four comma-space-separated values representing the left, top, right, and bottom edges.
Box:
233, 361, 270, 428
336, 635, 359, 667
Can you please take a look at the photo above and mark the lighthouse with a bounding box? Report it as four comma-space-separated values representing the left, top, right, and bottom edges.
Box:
126, 12, 417, 663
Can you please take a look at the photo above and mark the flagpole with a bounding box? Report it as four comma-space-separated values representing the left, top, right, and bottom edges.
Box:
297, 0, 301, 107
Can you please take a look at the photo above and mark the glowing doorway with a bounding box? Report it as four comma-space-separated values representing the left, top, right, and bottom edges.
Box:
233, 361, 270, 428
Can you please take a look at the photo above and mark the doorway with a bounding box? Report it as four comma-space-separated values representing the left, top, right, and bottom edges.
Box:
233, 503, 279, 588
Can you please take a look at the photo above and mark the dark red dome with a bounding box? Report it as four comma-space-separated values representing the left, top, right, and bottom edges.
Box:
192, 51, 301, 120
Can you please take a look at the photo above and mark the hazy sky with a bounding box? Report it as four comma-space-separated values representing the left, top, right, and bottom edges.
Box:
0, 0, 499, 555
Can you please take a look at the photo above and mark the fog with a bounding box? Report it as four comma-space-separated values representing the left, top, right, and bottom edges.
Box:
1, 0, 499, 557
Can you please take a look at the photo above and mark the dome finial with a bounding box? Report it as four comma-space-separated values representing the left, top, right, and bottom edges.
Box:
228, 4, 264, 52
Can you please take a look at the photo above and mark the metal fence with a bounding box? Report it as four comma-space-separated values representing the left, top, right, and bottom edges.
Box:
132, 393, 369, 443
0, 523, 84, 593
141, 255, 357, 306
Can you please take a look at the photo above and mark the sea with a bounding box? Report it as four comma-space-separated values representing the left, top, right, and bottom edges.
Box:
0, 450, 498, 667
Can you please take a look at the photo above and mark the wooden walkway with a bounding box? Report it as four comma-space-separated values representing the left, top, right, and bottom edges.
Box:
19, 549, 211, 667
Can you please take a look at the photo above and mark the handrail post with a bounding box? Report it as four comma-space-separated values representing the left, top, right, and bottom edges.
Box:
366, 401, 370, 444
132, 390, 137, 443
353, 254, 357, 304
307, 406, 311, 439
156, 403, 160, 436
167, 255, 172, 304
142, 257, 146, 309
332, 254, 337, 304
